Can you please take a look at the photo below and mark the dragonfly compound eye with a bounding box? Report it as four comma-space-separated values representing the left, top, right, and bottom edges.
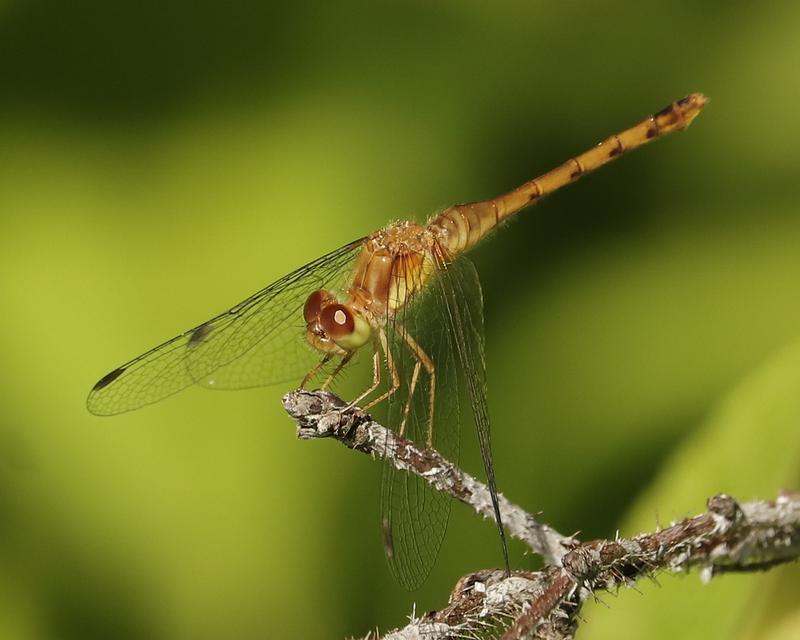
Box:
303, 289, 328, 323
319, 303, 371, 350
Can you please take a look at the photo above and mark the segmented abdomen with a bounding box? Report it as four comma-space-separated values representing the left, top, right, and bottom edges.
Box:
428, 93, 707, 258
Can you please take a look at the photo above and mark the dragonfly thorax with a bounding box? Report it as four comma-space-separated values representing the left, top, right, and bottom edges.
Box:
350, 221, 438, 318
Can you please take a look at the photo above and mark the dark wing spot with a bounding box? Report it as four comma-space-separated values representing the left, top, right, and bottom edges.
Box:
187, 322, 214, 349
92, 367, 125, 391
676, 95, 692, 106
569, 159, 584, 179
646, 126, 658, 139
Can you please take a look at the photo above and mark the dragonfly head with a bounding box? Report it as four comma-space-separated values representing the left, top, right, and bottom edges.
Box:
303, 289, 371, 354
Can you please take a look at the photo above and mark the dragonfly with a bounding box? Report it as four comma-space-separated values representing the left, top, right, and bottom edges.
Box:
88, 93, 707, 589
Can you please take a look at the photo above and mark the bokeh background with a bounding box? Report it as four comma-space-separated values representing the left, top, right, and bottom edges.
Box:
1, 1, 799, 638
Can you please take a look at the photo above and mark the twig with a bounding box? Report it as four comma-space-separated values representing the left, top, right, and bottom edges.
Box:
502, 491, 800, 640
282, 390, 800, 640
371, 493, 799, 640
282, 389, 572, 565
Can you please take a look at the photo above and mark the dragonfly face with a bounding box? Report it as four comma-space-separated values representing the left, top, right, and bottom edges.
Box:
303, 288, 372, 355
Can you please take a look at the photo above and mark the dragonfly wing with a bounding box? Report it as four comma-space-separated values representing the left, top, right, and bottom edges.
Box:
433, 252, 509, 570
380, 253, 462, 590
183, 240, 364, 391
87, 239, 364, 415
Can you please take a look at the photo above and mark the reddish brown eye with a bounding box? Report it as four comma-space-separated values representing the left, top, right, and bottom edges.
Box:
303, 290, 326, 323
319, 304, 354, 339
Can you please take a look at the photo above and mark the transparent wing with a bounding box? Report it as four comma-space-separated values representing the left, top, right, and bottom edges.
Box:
87, 239, 364, 416
379, 251, 462, 590
434, 251, 509, 571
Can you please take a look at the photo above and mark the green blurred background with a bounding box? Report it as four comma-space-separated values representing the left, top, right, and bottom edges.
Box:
1, 1, 799, 638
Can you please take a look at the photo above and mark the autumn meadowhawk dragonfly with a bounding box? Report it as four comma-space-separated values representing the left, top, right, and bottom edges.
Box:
88, 94, 707, 589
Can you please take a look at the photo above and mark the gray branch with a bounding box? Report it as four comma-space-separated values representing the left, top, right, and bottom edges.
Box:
281, 390, 800, 640
282, 389, 571, 565
372, 493, 800, 640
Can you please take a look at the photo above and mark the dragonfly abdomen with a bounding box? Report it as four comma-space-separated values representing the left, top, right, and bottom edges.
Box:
427, 201, 499, 258
428, 93, 708, 259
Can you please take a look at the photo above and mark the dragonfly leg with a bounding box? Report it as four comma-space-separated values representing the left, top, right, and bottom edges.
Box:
397, 359, 421, 438
360, 327, 400, 411
320, 352, 353, 391
347, 344, 383, 408
301, 354, 332, 389
396, 326, 436, 447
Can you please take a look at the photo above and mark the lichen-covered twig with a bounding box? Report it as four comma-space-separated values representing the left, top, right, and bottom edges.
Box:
369, 492, 800, 640
501, 491, 800, 640
282, 389, 571, 565
282, 390, 800, 640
